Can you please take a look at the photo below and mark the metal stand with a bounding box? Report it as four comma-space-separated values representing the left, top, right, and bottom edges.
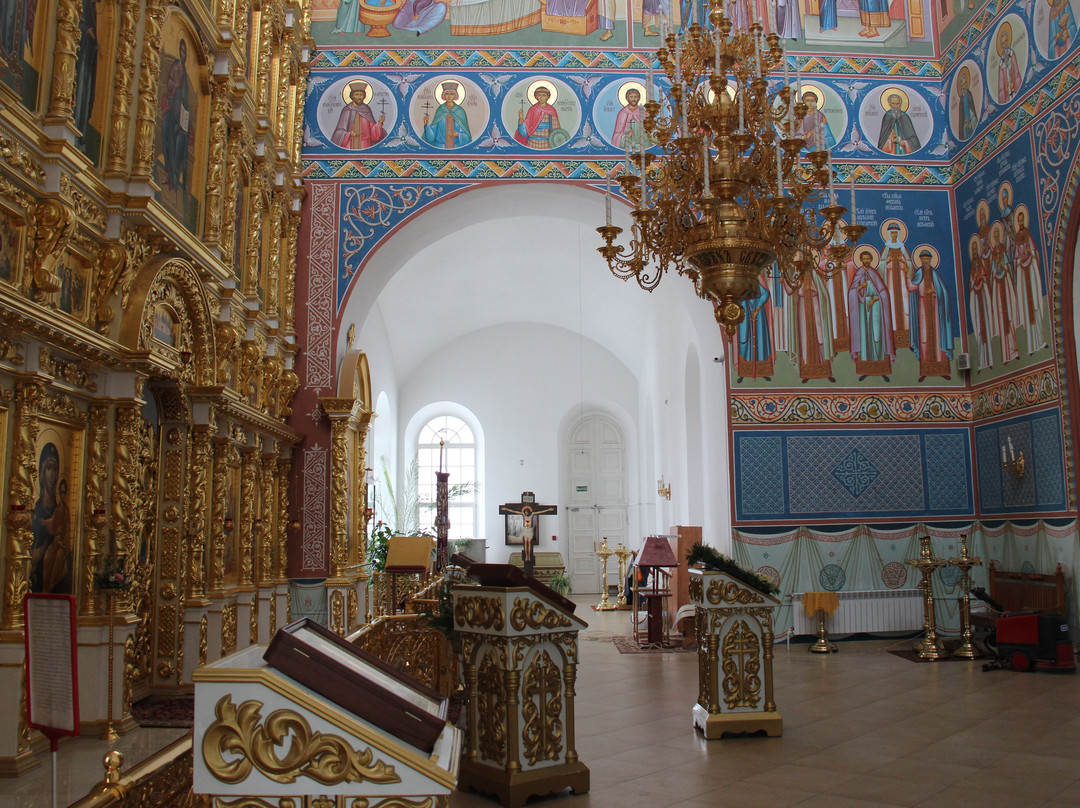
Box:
613, 545, 635, 607
595, 539, 616, 610
809, 609, 837, 653
949, 535, 982, 659
907, 536, 947, 660
101, 591, 119, 740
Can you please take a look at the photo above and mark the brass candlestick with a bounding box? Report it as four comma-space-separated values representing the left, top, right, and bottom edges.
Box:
595, 539, 616, 610
613, 545, 636, 607
948, 534, 983, 659
906, 536, 948, 660
810, 609, 837, 653
102, 590, 119, 740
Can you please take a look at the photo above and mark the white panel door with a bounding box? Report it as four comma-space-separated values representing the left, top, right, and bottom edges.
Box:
567, 413, 627, 595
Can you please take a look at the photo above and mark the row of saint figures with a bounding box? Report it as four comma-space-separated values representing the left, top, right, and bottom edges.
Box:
734, 204, 1047, 384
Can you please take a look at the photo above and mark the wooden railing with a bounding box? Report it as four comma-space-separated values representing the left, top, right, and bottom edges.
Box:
67, 733, 199, 808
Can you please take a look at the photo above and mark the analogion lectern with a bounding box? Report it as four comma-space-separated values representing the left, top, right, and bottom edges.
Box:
636, 535, 680, 646
452, 563, 589, 808
193, 619, 462, 805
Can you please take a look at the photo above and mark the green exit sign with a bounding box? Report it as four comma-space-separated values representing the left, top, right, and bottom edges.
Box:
576, 485, 588, 493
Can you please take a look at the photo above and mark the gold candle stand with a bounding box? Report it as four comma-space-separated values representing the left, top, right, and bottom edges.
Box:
906, 536, 948, 660
102, 590, 119, 740
948, 535, 982, 660
595, 539, 616, 610
613, 545, 635, 607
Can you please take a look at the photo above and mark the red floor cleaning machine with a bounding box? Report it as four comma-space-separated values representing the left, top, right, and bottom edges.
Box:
974, 588, 1077, 673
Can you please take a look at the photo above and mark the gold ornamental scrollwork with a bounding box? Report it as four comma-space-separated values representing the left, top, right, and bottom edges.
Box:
510, 597, 572, 631
688, 575, 703, 602
706, 579, 765, 606
202, 695, 402, 786
721, 620, 762, 710
454, 595, 505, 631
476, 652, 506, 764
39, 347, 98, 392
29, 199, 77, 295
521, 649, 563, 765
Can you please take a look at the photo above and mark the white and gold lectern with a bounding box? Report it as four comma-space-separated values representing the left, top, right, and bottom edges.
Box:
193, 618, 461, 807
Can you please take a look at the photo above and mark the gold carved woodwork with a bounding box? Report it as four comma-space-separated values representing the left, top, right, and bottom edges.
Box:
0, 335, 25, 365
46, 0, 81, 124
58, 174, 107, 232
202, 695, 402, 786
278, 368, 299, 418
112, 404, 150, 569
222, 601, 238, 654
240, 448, 258, 586
0, 129, 46, 184
29, 199, 77, 295
158, 603, 177, 656
521, 650, 563, 765
204, 77, 232, 245
187, 427, 212, 598
39, 347, 98, 392
245, 175, 266, 297
347, 586, 358, 629
476, 653, 507, 765
215, 321, 241, 386
161, 526, 180, 578
276, 457, 291, 579
132, 0, 166, 180
200, 614, 208, 666
219, 131, 243, 270
269, 594, 277, 635
455, 596, 505, 631
258, 454, 275, 585
331, 589, 345, 635
106, 0, 140, 175
510, 598, 572, 631
2, 382, 43, 630
209, 438, 229, 592
706, 578, 765, 605
256, 11, 275, 121
81, 405, 109, 616
327, 415, 348, 576
266, 195, 283, 317
720, 620, 762, 709
250, 597, 258, 645
282, 210, 300, 333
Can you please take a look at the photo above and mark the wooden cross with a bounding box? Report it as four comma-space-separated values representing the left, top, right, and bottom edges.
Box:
499, 492, 557, 575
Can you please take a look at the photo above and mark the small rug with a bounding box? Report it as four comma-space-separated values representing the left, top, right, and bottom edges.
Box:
888, 648, 983, 664
612, 635, 695, 654
131, 695, 194, 728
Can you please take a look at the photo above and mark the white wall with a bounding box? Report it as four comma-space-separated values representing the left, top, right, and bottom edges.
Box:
396, 322, 638, 564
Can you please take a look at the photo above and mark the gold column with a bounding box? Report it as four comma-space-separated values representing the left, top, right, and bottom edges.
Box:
216, 0, 236, 32
355, 410, 372, 568
45, 0, 80, 125
204, 79, 232, 246
503, 670, 520, 773
2, 382, 43, 631
275, 457, 291, 580
706, 632, 720, 714
81, 405, 110, 617
562, 659, 578, 764
111, 403, 147, 573
320, 399, 352, 577
219, 131, 243, 270
257, 453, 274, 586
105, 0, 140, 175
256, 11, 274, 122
208, 437, 229, 593
282, 211, 300, 334
275, 46, 292, 144
239, 446, 258, 587
266, 193, 283, 316
463, 658, 479, 763
131, 0, 166, 181
186, 425, 212, 599
763, 624, 776, 713
245, 175, 266, 295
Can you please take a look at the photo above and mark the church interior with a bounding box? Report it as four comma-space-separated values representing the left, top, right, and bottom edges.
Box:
1, 0, 1080, 799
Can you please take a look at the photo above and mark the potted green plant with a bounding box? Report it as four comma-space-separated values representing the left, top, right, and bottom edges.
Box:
548, 572, 572, 596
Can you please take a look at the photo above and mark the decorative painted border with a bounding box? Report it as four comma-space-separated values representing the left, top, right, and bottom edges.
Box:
306, 182, 337, 391
311, 49, 942, 76
301, 443, 330, 572
730, 392, 973, 425
971, 366, 1060, 419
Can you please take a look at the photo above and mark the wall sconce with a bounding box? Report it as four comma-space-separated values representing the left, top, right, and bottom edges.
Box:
657, 477, 671, 500
1002, 437, 1026, 478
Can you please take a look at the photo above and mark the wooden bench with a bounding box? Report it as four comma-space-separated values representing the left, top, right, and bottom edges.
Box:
507, 551, 565, 585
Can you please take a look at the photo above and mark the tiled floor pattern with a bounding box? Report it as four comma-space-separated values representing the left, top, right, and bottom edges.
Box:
4, 599, 1080, 808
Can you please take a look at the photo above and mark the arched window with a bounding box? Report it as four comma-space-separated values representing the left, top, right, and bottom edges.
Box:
417, 415, 477, 539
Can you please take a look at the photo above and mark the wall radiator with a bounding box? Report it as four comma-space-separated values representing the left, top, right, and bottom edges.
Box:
790, 589, 923, 636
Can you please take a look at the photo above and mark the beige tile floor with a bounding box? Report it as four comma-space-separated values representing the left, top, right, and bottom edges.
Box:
4, 597, 1080, 808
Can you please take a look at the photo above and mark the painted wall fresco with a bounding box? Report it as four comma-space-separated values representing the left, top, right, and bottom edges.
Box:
975, 407, 1068, 513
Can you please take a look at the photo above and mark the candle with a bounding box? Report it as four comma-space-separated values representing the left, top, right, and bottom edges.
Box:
605, 171, 612, 226
641, 136, 647, 201
815, 112, 823, 150
828, 158, 835, 206
795, 58, 802, 94
647, 64, 654, 101
703, 139, 711, 197
849, 172, 856, 224
738, 87, 744, 131
1008, 437, 1015, 462
1002, 445, 1007, 464
754, 29, 762, 73
783, 52, 790, 87
714, 28, 721, 73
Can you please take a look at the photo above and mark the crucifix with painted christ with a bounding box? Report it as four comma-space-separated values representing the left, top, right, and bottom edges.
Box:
499, 492, 557, 575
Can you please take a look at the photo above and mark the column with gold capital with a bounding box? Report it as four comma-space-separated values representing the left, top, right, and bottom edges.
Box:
44, 0, 81, 126
131, 0, 166, 181
2, 382, 44, 631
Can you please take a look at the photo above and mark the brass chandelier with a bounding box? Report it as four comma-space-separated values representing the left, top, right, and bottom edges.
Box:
597, 3, 866, 335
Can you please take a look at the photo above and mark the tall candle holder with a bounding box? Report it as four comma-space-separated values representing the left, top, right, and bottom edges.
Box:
906, 536, 948, 660
102, 590, 119, 740
595, 539, 617, 611
613, 545, 636, 607
948, 534, 982, 659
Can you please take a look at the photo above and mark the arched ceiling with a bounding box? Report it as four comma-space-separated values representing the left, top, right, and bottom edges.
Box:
346, 184, 673, 382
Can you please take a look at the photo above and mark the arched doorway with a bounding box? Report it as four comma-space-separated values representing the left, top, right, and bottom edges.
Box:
566, 411, 627, 595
